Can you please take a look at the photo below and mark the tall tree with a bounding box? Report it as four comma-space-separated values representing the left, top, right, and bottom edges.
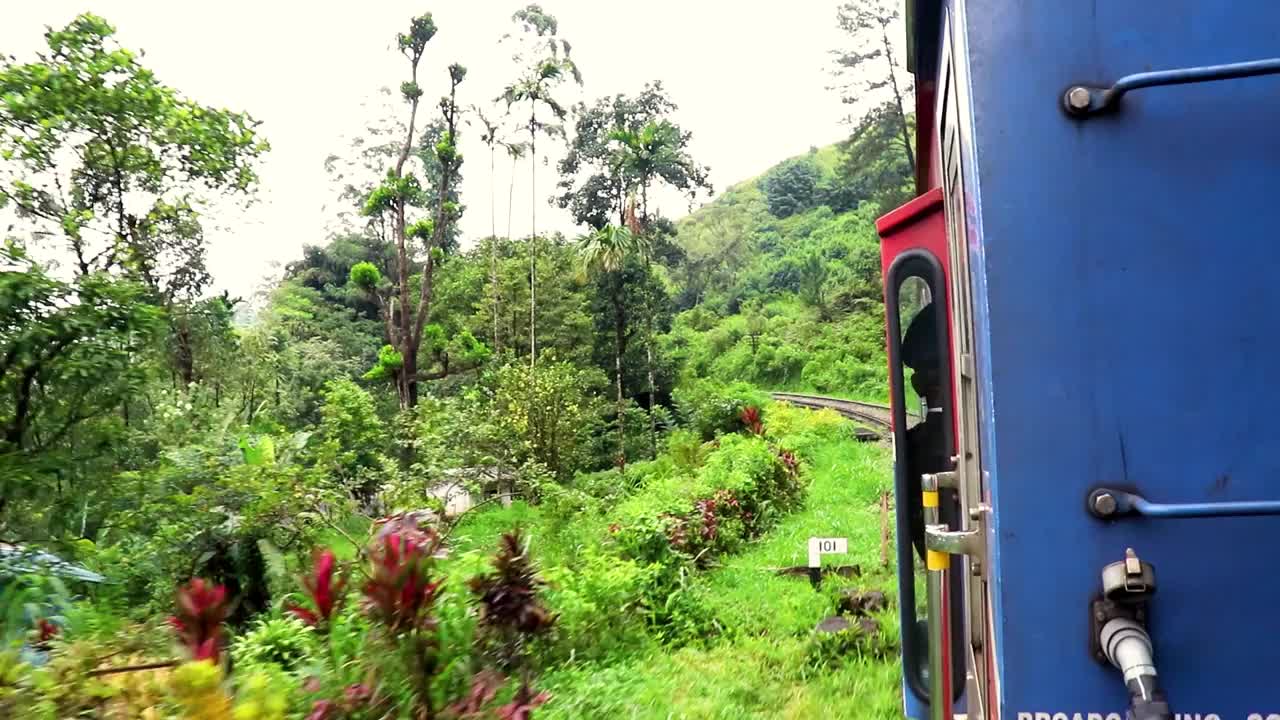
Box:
499, 4, 581, 366
831, 100, 915, 212
608, 120, 710, 457
0, 13, 268, 387
350, 14, 467, 409
472, 108, 515, 355
830, 0, 915, 171
556, 83, 709, 232
558, 84, 710, 456
577, 224, 637, 469
0, 13, 268, 532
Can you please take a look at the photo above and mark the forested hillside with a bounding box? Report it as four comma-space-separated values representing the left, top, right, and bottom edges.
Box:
0, 3, 919, 717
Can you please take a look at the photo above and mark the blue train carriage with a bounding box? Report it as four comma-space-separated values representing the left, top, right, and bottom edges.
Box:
877, 2, 1280, 719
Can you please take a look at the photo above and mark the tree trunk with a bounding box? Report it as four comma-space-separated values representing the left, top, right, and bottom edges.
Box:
490, 146, 501, 353
396, 198, 417, 410
882, 23, 915, 171
172, 314, 196, 389
645, 330, 657, 459
612, 273, 627, 472
639, 190, 657, 458
528, 116, 538, 367
642, 254, 658, 460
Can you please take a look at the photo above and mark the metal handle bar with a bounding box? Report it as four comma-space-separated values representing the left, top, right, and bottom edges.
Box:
1089, 487, 1280, 520
1063, 57, 1280, 117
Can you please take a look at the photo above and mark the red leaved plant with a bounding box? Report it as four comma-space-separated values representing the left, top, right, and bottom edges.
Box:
287, 548, 346, 630
34, 618, 59, 649
469, 531, 556, 643
170, 578, 229, 662
363, 526, 445, 635
740, 406, 763, 435
359, 517, 447, 719
495, 683, 550, 720
441, 670, 504, 719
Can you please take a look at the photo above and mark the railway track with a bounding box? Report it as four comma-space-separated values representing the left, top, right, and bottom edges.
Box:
770, 392, 918, 439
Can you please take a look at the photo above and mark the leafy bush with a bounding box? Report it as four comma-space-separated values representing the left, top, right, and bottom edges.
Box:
609, 434, 802, 568
491, 358, 610, 481
540, 551, 654, 662
672, 379, 767, 440
230, 615, 316, 673
763, 403, 852, 457
313, 378, 389, 499
762, 157, 821, 218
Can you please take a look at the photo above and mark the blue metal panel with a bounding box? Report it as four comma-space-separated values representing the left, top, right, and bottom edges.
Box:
955, 0, 1280, 715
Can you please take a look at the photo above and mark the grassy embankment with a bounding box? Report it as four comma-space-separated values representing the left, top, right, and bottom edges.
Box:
450, 407, 904, 719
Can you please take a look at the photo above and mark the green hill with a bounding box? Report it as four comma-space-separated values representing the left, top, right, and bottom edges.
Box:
665, 129, 913, 401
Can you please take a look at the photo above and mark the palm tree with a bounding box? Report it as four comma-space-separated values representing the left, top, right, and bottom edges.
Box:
500, 6, 582, 367
608, 121, 687, 457
473, 108, 508, 354
578, 223, 637, 470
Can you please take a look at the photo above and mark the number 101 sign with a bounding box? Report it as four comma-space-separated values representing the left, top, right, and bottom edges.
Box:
807, 537, 848, 568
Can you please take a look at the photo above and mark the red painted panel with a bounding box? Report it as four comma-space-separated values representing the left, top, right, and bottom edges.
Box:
915, 81, 939, 193
877, 188, 957, 442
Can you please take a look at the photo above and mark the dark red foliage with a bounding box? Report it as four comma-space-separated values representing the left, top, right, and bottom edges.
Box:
696, 497, 718, 542
469, 532, 555, 638
342, 682, 373, 707
777, 449, 798, 476
363, 526, 444, 635
663, 513, 689, 550
740, 406, 764, 435
34, 618, 58, 647
495, 683, 550, 720
442, 670, 504, 719
304, 683, 379, 720
171, 578, 229, 662
305, 700, 337, 720
288, 548, 346, 629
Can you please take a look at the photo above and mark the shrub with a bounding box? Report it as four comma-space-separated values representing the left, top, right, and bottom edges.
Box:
491, 359, 609, 481
763, 403, 852, 457
230, 616, 316, 673
762, 157, 821, 218
314, 378, 388, 499
540, 551, 654, 662
608, 434, 802, 570
672, 379, 768, 440
662, 428, 712, 473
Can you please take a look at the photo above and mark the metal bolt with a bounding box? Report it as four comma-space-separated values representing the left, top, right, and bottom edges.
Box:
1066, 86, 1092, 111
970, 561, 982, 577
1092, 491, 1117, 517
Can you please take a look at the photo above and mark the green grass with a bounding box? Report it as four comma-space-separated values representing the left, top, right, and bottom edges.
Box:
535, 435, 904, 719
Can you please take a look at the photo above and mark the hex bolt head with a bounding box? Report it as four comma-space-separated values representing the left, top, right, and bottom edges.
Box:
1092, 491, 1118, 517
1067, 86, 1092, 111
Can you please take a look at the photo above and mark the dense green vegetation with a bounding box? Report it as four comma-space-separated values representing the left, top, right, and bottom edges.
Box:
0, 3, 918, 718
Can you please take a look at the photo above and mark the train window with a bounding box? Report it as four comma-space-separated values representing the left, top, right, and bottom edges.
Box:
897, 277, 932, 419
883, 253, 964, 704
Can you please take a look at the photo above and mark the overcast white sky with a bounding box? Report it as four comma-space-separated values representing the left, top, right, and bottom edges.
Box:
2, 1, 862, 298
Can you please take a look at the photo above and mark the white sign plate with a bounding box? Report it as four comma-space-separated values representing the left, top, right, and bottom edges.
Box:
807, 537, 848, 567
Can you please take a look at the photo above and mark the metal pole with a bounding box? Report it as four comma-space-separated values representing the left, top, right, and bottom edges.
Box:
922, 473, 952, 720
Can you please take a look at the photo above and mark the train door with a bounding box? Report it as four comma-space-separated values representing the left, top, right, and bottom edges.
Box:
878, 188, 965, 719
934, 5, 998, 717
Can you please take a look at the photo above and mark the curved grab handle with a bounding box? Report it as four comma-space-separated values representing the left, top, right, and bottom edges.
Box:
1089, 487, 1280, 520
884, 250, 965, 706
1063, 57, 1280, 117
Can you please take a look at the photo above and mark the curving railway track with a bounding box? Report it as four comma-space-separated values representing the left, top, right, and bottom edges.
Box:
770, 392, 918, 440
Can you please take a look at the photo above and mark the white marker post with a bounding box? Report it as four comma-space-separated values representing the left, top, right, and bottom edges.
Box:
807, 536, 848, 587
